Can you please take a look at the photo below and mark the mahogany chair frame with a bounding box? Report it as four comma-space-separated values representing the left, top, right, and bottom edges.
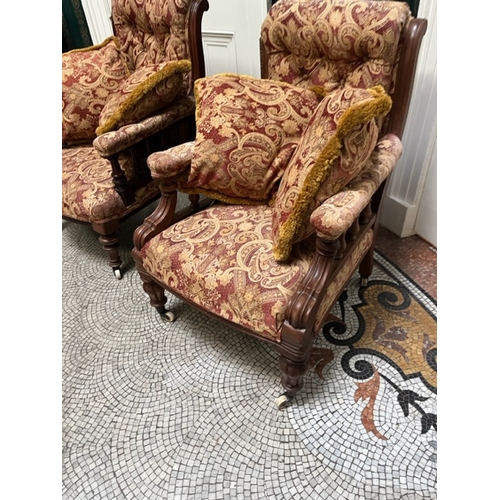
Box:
132, 11, 428, 407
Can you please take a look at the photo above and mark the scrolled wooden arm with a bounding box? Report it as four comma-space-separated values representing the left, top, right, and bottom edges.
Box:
133, 182, 178, 252
285, 236, 340, 332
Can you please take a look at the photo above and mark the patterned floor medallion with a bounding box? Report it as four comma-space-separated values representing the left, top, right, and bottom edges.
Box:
62, 203, 437, 500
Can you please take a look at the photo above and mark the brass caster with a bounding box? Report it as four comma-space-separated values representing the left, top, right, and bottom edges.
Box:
360, 277, 368, 287
113, 268, 122, 280
275, 393, 293, 410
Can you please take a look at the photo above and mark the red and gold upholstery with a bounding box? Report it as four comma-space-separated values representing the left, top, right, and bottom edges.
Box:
261, 0, 410, 92
133, 0, 427, 406
62, 0, 208, 277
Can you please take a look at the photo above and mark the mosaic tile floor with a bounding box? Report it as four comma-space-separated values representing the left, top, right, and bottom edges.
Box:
62, 200, 437, 500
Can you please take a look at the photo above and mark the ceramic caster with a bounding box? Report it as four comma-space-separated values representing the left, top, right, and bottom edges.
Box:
360, 277, 368, 287
113, 268, 122, 280
275, 393, 293, 410
162, 311, 176, 322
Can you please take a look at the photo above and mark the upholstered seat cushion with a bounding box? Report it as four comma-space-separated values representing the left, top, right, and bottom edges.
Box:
140, 204, 373, 342
62, 146, 159, 224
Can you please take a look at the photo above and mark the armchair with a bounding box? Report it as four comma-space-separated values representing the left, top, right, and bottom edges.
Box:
62, 0, 209, 279
132, 0, 427, 408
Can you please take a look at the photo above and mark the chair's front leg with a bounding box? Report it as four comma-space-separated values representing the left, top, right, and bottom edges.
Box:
275, 237, 340, 408
132, 181, 178, 320
92, 220, 122, 279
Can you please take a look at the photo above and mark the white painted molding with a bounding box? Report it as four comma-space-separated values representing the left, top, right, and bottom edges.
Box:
202, 31, 238, 75
80, 0, 113, 45
380, 0, 437, 239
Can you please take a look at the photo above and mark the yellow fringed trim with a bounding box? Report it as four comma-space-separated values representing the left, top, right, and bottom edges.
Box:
96, 59, 192, 135
273, 85, 392, 262
64, 36, 121, 55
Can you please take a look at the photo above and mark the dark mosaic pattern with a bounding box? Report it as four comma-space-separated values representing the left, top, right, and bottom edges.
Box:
62, 198, 437, 500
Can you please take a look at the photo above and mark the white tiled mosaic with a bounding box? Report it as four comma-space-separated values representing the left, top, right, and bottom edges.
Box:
62, 203, 437, 500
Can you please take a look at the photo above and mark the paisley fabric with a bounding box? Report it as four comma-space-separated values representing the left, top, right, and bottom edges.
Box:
92, 96, 195, 157
310, 134, 403, 239
272, 86, 390, 261
141, 204, 372, 342
261, 0, 411, 92
141, 205, 310, 343
147, 141, 194, 179
182, 74, 320, 204
111, 0, 195, 89
62, 146, 159, 224
96, 60, 191, 135
62, 37, 130, 143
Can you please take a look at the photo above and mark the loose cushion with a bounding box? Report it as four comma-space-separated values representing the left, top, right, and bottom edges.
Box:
62, 36, 130, 144
179, 74, 321, 204
272, 85, 392, 261
96, 60, 191, 135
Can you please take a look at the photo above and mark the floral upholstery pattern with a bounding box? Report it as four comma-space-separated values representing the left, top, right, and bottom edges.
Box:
261, 0, 411, 92
147, 141, 195, 180
271, 85, 391, 261
62, 146, 159, 224
62, 37, 130, 144
181, 74, 321, 204
141, 203, 372, 342
111, 0, 195, 89
92, 96, 195, 157
310, 134, 403, 239
96, 60, 191, 135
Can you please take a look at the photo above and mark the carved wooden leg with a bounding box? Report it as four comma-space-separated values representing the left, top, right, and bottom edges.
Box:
132, 249, 174, 321
92, 221, 122, 279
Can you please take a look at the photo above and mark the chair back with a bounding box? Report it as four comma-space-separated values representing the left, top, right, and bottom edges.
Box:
112, 0, 198, 77
261, 0, 411, 92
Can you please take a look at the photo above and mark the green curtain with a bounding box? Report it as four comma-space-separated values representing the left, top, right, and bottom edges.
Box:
62, 0, 93, 53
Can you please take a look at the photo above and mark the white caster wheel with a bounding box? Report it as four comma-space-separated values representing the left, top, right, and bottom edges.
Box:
113, 268, 122, 280
275, 393, 292, 410
360, 278, 368, 287
163, 311, 176, 322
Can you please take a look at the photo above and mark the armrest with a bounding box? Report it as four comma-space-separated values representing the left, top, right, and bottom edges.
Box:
92, 96, 195, 157
147, 141, 194, 180
310, 134, 402, 239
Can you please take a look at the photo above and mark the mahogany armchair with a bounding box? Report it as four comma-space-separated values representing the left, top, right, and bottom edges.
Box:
132, 0, 427, 407
62, 0, 209, 279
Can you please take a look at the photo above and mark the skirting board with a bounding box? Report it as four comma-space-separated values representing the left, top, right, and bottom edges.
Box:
380, 195, 419, 238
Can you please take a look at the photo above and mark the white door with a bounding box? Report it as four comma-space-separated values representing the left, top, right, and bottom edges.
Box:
201, 0, 271, 78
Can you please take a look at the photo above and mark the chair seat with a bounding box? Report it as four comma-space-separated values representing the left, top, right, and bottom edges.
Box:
141, 204, 373, 342
62, 146, 160, 224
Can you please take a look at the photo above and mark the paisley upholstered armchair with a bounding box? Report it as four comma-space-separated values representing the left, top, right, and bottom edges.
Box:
62, 0, 209, 279
132, 0, 427, 407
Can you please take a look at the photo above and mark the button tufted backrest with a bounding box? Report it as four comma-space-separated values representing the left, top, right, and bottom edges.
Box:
112, 0, 194, 73
261, 0, 412, 94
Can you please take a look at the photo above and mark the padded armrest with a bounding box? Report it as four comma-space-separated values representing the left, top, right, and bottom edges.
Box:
147, 141, 194, 180
310, 134, 402, 239
92, 96, 195, 157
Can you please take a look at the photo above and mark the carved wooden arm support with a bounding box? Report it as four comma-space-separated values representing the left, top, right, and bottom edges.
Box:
133, 182, 178, 254
285, 237, 341, 334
